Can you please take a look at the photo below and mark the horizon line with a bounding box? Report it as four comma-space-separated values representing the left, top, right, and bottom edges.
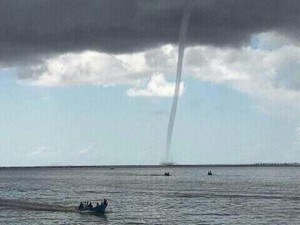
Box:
1, 162, 299, 169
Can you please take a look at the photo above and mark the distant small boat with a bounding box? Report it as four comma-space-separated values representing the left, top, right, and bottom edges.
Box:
208, 170, 212, 176
78, 199, 108, 213
164, 172, 170, 176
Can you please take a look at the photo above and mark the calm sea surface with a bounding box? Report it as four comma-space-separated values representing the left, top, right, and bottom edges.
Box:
0, 166, 299, 224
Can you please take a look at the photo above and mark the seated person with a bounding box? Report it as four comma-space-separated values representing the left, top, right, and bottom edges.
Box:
103, 199, 108, 206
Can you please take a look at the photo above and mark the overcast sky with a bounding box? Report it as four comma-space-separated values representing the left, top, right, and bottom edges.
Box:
1, 0, 300, 166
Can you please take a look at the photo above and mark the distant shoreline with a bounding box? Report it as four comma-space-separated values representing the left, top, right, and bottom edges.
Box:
0, 163, 299, 169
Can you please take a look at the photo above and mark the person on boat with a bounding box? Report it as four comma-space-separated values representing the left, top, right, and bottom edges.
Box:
103, 199, 108, 206
88, 202, 93, 208
79, 202, 84, 210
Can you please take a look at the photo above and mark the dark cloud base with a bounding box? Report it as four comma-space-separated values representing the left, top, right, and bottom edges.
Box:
0, 0, 300, 65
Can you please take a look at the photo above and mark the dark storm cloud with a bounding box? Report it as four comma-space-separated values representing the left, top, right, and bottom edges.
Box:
0, 0, 300, 65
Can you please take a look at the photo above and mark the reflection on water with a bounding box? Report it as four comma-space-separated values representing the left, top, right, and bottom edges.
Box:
0, 166, 300, 224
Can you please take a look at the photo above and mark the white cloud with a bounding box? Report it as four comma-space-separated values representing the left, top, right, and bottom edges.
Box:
22, 45, 178, 88
14, 146, 50, 158
251, 32, 299, 50
126, 73, 184, 97
183, 36, 300, 116
19, 32, 300, 106
20, 45, 181, 97
26, 51, 152, 86
185, 43, 300, 88
77, 145, 93, 156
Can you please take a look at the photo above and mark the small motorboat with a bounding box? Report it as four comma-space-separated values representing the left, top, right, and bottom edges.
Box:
78, 199, 108, 213
164, 172, 170, 176
208, 170, 212, 176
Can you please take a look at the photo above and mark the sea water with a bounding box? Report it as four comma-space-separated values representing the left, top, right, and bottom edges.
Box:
0, 166, 299, 224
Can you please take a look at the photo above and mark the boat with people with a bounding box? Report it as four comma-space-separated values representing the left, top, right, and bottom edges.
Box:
164, 172, 170, 176
78, 199, 108, 213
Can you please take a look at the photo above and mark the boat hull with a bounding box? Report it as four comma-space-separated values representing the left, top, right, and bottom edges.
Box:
78, 205, 107, 213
